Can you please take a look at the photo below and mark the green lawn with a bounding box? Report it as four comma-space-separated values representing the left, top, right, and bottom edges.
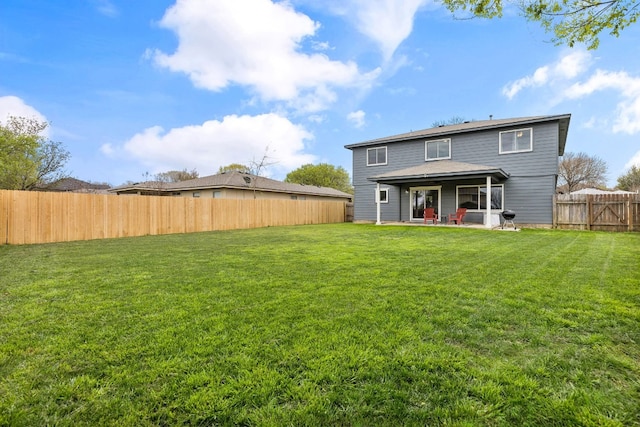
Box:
1, 224, 639, 426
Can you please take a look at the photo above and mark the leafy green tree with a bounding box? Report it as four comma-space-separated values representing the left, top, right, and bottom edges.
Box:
0, 116, 70, 190
441, 0, 639, 49
285, 163, 353, 194
617, 165, 640, 192
218, 163, 251, 174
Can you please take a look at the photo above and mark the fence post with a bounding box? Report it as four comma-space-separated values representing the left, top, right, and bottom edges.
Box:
552, 196, 557, 229
628, 198, 632, 232
586, 195, 592, 231
1, 191, 8, 245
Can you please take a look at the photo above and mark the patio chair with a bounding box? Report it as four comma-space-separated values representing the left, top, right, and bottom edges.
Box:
448, 208, 467, 225
423, 208, 438, 224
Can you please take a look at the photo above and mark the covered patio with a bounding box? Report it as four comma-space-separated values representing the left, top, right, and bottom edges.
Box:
369, 160, 510, 228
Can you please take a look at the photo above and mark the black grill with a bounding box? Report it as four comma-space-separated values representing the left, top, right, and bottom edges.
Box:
501, 209, 517, 229
502, 209, 516, 220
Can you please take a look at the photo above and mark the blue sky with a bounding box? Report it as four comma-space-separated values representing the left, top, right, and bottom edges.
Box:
1, 0, 639, 187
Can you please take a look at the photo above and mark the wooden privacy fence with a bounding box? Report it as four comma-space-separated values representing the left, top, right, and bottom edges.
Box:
553, 193, 640, 232
0, 190, 347, 245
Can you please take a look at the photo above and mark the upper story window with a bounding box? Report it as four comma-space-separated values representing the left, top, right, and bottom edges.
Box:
500, 128, 532, 154
425, 138, 451, 161
367, 146, 387, 166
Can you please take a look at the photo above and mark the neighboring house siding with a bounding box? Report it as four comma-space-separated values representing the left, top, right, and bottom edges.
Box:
350, 119, 563, 225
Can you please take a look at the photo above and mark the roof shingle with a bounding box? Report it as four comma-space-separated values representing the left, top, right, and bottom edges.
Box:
345, 114, 570, 155
110, 171, 353, 198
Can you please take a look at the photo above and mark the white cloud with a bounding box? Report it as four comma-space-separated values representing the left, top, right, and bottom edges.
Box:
625, 151, 640, 170
94, 0, 118, 17
581, 115, 609, 130
153, 0, 378, 113
308, 114, 325, 123
502, 50, 592, 99
501, 50, 640, 135
100, 143, 115, 157
347, 110, 366, 128
563, 70, 640, 134
582, 116, 596, 129
555, 50, 592, 79
502, 66, 550, 99
122, 113, 316, 176
0, 96, 49, 137
0, 95, 47, 123
323, 0, 429, 61
311, 41, 332, 51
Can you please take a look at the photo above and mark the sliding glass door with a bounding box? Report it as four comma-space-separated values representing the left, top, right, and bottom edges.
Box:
410, 187, 441, 221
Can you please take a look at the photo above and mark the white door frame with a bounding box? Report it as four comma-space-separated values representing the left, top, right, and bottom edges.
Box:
409, 186, 442, 222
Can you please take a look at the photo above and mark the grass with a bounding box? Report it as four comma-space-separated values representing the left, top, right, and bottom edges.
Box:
0, 224, 639, 426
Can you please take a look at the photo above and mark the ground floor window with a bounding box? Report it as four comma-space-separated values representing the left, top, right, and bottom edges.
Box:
457, 185, 503, 210
376, 188, 389, 203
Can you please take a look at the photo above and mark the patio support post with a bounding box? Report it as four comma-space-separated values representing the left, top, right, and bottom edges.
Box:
485, 175, 492, 228
376, 182, 381, 225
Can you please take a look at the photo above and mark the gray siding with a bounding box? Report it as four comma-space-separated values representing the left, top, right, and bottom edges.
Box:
353, 182, 401, 222
350, 121, 561, 224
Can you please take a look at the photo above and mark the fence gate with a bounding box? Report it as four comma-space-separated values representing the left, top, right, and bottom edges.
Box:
554, 194, 640, 232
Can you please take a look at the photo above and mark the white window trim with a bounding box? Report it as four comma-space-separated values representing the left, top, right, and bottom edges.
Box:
424, 138, 452, 161
455, 184, 504, 211
375, 188, 389, 204
499, 128, 533, 154
367, 146, 388, 166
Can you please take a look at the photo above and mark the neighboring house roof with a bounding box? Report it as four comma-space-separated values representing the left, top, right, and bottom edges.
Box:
109, 171, 353, 199
571, 188, 636, 195
345, 114, 571, 155
369, 160, 510, 184
39, 177, 111, 192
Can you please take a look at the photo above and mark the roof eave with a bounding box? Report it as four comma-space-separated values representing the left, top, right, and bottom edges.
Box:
345, 114, 572, 149
109, 184, 351, 199
557, 115, 570, 156
369, 169, 510, 184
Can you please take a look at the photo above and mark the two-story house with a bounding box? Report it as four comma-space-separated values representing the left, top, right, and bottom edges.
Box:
345, 114, 570, 228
